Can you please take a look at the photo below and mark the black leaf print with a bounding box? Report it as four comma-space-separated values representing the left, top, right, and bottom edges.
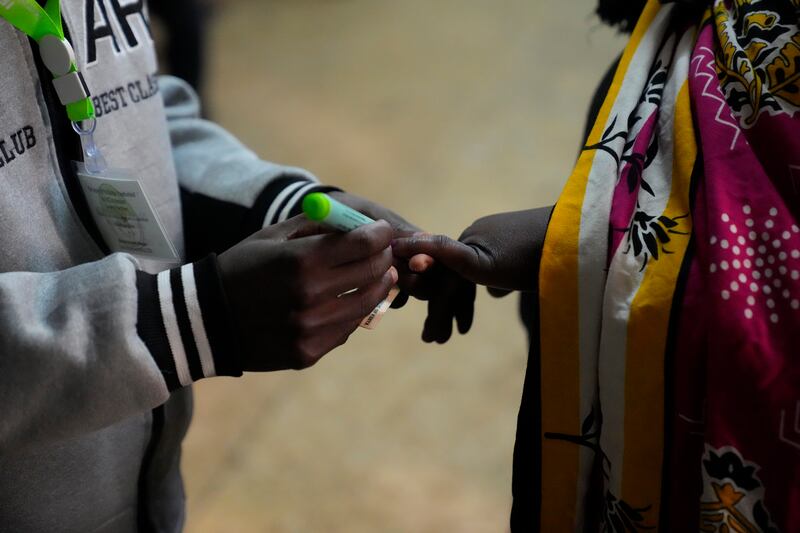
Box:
632, 230, 643, 256
618, 500, 647, 523
602, 491, 654, 533
753, 501, 779, 533
762, 95, 783, 111
652, 223, 670, 244
584, 113, 628, 166
658, 215, 678, 228
626, 112, 640, 132
650, 70, 668, 87
643, 232, 659, 259
644, 136, 659, 168
544, 406, 608, 472
603, 115, 618, 140
635, 211, 654, 229
727, 86, 750, 109
643, 58, 667, 106
619, 511, 640, 532
752, 45, 775, 67
703, 450, 760, 490
581, 409, 596, 435
627, 168, 639, 194
621, 210, 689, 269
608, 512, 625, 533
621, 149, 656, 197
546, 412, 655, 531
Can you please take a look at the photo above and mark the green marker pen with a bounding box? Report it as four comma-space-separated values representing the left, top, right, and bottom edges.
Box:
303, 192, 399, 329
302, 192, 375, 231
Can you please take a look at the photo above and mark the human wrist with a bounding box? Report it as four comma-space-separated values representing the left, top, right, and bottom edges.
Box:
244, 176, 343, 233
136, 254, 242, 391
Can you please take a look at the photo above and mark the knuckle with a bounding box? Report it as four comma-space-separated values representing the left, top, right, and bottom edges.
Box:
285, 310, 307, 334
277, 248, 303, 273
354, 229, 376, 253
359, 279, 389, 317
296, 285, 316, 308
289, 279, 318, 308
366, 256, 382, 282
299, 349, 319, 369
294, 250, 316, 273
291, 342, 318, 369
472, 243, 497, 271
358, 291, 374, 318
432, 234, 450, 248
333, 331, 352, 350
251, 227, 270, 241
379, 247, 394, 269
286, 308, 320, 335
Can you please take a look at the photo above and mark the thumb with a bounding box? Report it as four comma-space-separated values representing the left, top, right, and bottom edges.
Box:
392, 234, 487, 282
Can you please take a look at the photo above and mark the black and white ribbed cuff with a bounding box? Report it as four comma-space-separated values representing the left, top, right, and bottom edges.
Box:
136, 255, 242, 391
252, 176, 341, 228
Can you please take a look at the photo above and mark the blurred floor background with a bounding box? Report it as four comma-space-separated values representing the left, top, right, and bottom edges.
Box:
177, 1, 626, 531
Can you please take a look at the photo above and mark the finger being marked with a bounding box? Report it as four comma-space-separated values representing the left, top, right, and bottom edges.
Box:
409, 254, 435, 273
392, 234, 481, 280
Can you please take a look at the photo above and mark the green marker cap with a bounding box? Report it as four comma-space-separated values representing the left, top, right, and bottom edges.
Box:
303, 192, 331, 221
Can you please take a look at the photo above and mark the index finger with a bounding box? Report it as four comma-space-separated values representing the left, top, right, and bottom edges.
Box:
314, 219, 394, 267
391, 234, 480, 278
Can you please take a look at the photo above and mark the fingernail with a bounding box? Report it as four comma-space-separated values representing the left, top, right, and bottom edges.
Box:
409, 255, 434, 272
389, 266, 399, 283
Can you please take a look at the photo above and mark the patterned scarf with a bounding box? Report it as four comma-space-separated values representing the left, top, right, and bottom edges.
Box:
530, 0, 800, 530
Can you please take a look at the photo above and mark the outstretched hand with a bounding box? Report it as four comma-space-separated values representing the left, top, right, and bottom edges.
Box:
391, 206, 553, 343
218, 215, 397, 371
328, 191, 436, 307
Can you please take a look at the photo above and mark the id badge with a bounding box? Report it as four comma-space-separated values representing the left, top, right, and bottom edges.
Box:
74, 162, 180, 263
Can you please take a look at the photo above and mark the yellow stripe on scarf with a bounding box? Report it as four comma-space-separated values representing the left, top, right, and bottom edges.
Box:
538, 1, 664, 529
620, 78, 697, 522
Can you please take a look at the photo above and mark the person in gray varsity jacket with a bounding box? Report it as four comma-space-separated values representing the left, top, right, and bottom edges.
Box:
0, 2, 426, 531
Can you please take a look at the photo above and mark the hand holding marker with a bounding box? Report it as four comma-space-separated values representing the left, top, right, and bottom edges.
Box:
303, 192, 400, 329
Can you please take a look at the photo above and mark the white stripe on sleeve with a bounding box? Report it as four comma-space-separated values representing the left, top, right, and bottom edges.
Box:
157, 270, 193, 387
180, 263, 217, 378
278, 182, 317, 223
263, 181, 306, 227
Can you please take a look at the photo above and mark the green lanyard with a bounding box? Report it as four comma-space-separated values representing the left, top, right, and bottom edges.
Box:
0, 0, 95, 122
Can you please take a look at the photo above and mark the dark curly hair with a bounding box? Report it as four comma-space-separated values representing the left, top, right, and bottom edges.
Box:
597, 0, 707, 33
597, 0, 648, 32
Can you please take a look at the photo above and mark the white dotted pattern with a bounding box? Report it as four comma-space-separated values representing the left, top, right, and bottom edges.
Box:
708, 206, 800, 323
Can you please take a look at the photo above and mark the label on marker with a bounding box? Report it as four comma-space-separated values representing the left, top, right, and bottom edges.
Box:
359, 286, 400, 329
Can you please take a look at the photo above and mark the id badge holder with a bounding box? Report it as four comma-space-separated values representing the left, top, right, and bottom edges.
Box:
72, 120, 180, 264
0, 0, 175, 260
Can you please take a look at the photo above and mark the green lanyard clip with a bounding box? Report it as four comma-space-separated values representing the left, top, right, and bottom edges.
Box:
0, 0, 95, 122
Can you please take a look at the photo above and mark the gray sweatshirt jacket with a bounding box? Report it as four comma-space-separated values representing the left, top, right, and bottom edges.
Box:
0, 2, 332, 531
